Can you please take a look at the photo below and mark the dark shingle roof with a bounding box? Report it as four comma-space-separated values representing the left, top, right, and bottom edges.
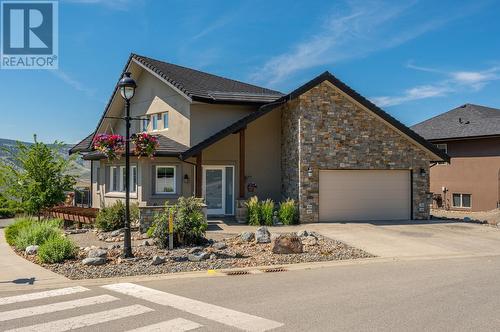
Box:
69, 133, 94, 154
81, 135, 189, 160
132, 54, 284, 103
411, 104, 500, 141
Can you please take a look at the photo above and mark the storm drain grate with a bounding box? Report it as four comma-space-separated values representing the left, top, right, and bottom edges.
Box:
261, 267, 287, 273
225, 270, 251, 276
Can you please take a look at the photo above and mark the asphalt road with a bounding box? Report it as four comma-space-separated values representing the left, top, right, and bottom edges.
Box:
1, 255, 499, 331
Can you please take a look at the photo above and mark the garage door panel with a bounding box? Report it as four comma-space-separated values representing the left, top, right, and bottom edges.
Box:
319, 170, 410, 221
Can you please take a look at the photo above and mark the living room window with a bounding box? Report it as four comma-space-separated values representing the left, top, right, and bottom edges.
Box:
155, 166, 176, 194
452, 193, 471, 208
109, 165, 137, 193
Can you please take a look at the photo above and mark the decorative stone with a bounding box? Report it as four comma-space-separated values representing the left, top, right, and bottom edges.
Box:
110, 229, 124, 237
188, 252, 210, 262
241, 232, 255, 242
188, 247, 203, 254
463, 217, 471, 222
271, 234, 303, 254
25, 245, 39, 255
255, 226, 271, 243
209, 254, 217, 260
296, 230, 309, 237
87, 248, 107, 259
140, 240, 151, 247
82, 257, 106, 266
212, 242, 227, 250
303, 235, 318, 246
151, 255, 166, 265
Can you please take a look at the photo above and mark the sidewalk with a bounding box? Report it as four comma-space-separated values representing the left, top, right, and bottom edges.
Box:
0, 229, 69, 292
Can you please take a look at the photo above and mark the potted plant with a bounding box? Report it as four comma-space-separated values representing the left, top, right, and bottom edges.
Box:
132, 133, 159, 158
93, 134, 125, 160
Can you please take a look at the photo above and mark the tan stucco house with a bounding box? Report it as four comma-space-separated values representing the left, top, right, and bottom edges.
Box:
412, 104, 500, 212
70, 53, 448, 225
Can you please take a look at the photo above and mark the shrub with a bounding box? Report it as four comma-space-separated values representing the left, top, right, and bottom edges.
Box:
95, 201, 139, 231
279, 198, 298, 225
146, 224, 156, 238
260, 199, 275, 226
38, 234, 77, 264
152, 197, 207, 248
0, 208, 16, 219
13, 219, 62, 251
5, 218, 34, 246
246, 196, 260, 226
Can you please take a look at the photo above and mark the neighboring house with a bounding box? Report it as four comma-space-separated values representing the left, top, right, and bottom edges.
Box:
70, 53, 447, 224
411, 104, 500, 212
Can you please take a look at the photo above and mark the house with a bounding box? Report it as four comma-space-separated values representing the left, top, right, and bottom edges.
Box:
70, 53, 448, 225
411, 104, 500, 212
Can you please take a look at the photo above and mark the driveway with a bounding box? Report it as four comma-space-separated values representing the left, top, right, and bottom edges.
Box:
213, 220, 500, 258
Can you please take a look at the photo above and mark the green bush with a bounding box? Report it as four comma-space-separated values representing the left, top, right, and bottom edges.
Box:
279, 198, 298, 225
152, 197, 207, 248
260, 199, 275, 226
5, 218, 34, 246
0, 208, 16, 219
38, 234, 77, 264
13, 219, 62, 251
96, 201, 139, 231
246, 196, 260, 226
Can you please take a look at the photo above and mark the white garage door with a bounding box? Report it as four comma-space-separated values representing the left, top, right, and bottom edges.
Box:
319, 170, 411, 222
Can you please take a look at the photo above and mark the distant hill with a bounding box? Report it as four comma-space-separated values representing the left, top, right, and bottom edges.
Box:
0, 138, 91, 187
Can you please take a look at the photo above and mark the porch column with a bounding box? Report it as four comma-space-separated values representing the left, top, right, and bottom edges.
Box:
239, 127, 246, 199
195, 152, 202, 198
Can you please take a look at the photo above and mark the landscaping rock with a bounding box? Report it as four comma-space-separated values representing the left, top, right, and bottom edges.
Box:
188, 247, 203, 254
212, 242, 227, 250
25, 245, 39, 255
82, 257, 106, 266
188, 252, 210, 262
108, 244, 121, 250
255, 227, 271, 243
271, 234, 303, 254
151, 255, 166, 265
241, 232, 255, 242
297, 230, 309, 237
110, 229, 124, 237
209, 254, 217, 260
463, 217, 472, 222
303, 235, 318, 246
87, 248, 107, 259
140, 240, 151, 247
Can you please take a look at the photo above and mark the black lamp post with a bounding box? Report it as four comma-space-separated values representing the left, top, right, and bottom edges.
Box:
118, 72, 137, 258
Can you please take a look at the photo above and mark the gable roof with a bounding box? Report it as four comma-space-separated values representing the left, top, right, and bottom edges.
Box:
132, 54, 284, 103
411, 103, 500, 141
182, 71, 449, 162
69, 133, 94, 154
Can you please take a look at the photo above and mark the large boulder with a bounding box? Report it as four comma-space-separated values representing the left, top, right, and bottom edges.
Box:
25, 245, 39, 255
271, 234, 303, 254
151, 255, 166, 265
212, 242, 227, 250
241, 232, 255, 242
87, 248, 107, 259
110, 229, 124, 237
188, 252, 210, 262
82, 257, 106, 266
188, 247, 203, 254
255, 227, 271, 243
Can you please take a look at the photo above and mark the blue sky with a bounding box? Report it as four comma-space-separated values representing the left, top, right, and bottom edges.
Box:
1, 0, 500, 143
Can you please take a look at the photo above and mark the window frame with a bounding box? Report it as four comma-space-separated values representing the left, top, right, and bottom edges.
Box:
155, 165, 176, 194
151, 114, 159, 131
162, 111, 169, 130
452, 193, 471, 208
140, 117, 148, 132
435, 143, 448, 165
108, 165, 137, 195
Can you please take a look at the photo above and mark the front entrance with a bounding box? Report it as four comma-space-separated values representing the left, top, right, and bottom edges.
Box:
202, 166, 235, 215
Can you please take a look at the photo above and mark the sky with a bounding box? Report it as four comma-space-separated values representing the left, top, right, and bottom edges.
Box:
1, 0, 500, 144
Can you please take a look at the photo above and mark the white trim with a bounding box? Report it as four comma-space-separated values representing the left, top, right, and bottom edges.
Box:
107, 165, 137, 198
202, 165, 234, 215
131, 58, 193, 103
155, 165, 177, 194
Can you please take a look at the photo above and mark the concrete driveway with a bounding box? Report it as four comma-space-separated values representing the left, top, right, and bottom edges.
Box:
214, 220, 500, 259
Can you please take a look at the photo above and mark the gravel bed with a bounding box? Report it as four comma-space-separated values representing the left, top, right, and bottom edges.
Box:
39, 233, 374, 280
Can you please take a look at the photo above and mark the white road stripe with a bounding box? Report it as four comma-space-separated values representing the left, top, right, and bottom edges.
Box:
0, 286, 89, 306
5, 304, 154, 332
103, 283, 284, 332
0, 294, 118, 322
125, 318, 202, 332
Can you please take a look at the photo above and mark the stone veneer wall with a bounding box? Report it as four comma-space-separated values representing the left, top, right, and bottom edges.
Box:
281, 81, 432, 223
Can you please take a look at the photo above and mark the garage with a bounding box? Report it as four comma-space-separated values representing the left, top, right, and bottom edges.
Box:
319, 170, 411, 222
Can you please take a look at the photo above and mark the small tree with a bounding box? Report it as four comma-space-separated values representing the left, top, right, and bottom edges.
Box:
0, 135, 76, 220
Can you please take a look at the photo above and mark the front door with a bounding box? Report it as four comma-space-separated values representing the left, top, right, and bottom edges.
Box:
202, 166, 234, 215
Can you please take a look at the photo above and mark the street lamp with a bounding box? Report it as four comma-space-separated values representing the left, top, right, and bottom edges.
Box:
118, 72, 137, 258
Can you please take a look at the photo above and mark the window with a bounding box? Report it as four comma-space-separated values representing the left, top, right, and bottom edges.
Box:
162, 112, 169, 129
155, 166, 176, 194
435, 143, 448, 165
109, 165, 137, 193
96, 166, 101, 192
452, 193, 471, 208
151, 114, 159, 131
140, 117, 148, 132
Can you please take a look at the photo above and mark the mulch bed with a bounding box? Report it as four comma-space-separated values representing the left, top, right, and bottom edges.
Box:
32, 231, 375, 280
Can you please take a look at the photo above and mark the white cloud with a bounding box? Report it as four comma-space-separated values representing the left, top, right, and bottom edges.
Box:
371, 64, 500, 107
51, 70, 96, 97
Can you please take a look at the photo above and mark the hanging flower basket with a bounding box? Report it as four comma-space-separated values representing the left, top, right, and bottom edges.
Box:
93, 134, 125, 160
132, 133, 159, 158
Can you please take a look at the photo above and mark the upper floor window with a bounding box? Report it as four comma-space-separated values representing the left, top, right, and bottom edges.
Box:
435, 143, 448, 165
140, 117, 148, 132
149, 112, 169, 131
162, 112, 169, 129
151, 114, 159, 131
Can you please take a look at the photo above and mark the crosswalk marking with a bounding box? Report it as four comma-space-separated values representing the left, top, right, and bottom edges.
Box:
102, 283, 284, 332
0, 294, 118, 322
0, 286, 89, 306
125, 318, 202, 332
4, 304, 154, 332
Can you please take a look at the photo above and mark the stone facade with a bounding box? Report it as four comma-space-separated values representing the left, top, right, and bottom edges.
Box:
138, 206, 165, 233
281, 81, 432, 223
